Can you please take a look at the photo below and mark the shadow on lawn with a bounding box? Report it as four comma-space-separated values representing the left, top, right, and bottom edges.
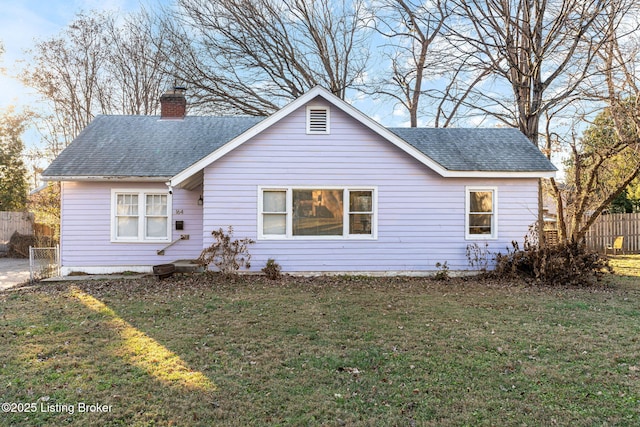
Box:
4, 272, 640, 426
2, 285, 218, 426
71, 287, 216, 392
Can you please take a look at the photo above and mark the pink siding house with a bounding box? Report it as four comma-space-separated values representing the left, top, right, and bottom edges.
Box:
43, 86, 556, 275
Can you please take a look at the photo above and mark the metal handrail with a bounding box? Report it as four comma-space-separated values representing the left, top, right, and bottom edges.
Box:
157, 235, 188, 256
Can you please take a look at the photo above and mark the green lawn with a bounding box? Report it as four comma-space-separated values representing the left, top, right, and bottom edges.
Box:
1, 261, 639, 426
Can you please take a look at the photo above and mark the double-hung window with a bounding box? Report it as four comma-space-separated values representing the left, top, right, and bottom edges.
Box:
349, 190, 374, 235
466, 187, 497, 239
145, 194, 169, 239
112, 190, 171, 242
262, 190, 287, 235
259, 187, 376, 239
115, 194, 139, 239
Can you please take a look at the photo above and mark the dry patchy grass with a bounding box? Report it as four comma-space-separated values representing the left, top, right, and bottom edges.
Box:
1, 270, 639, 426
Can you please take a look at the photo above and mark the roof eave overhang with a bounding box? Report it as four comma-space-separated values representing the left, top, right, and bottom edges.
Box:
168, 86, 454, 186
440, 170, 556, 179
169, 86, 558, 185
42, 175, 171, 182
169, 91, 325, 187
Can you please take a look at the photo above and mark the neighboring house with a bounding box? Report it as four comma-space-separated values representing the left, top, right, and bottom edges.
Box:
42, 86, 556, 275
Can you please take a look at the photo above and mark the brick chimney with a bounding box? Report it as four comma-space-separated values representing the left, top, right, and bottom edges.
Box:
160, 87, 187, 119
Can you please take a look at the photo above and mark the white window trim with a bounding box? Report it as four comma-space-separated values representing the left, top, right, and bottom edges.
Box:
465, 186, 498, 240
258, 186, 377, 240
111, 189, 172, 243
306, 106, 330, 134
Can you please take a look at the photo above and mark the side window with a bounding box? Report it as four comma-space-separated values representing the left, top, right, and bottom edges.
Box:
466, 187, 497, 239
348, 190, 373, 235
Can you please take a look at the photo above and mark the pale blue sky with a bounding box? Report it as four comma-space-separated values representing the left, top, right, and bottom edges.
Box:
0, 0, 410, 125
0, 0, 145, 111
0, 0, 505, 149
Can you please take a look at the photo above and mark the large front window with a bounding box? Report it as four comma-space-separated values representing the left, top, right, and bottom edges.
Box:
293, 189, 344, 236
466, 187, 497, 239
259, 187, 375, 239
112, 190, 171, 242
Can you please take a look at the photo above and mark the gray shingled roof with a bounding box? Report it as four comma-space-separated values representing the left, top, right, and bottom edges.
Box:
42, 115, 556, 179
42, 115, 265, 178
388, 127, 556, 172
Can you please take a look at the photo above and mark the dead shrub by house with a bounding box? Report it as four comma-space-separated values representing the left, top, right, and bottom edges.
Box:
494, 240, 611, 286
262, 258, 282, 280
198, 226, 255, 275
466, 242, 491, 271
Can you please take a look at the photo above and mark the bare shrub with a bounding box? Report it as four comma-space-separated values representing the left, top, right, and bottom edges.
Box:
494, 240, 611, 286
198, 226, 254, 275
466, 242, 491, 272
262, 258, 282, 280
434, 261, 450, 281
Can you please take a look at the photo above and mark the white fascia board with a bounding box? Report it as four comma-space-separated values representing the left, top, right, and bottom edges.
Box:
311, 90, 558, 179
170, 86, 449, 186
170, 85, 557, 184
171, 87, 331, 187
313, 90, 454, 177
440, 170, 557, 179
42, 176, 171, 182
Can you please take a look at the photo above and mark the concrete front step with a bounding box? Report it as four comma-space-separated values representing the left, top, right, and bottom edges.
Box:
171, 259, 205, 274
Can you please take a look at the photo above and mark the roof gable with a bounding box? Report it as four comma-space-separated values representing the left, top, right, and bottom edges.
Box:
42, 86, 556, 183
171, 86, 555, 185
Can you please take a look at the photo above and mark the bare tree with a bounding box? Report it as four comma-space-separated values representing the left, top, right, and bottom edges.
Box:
22, 11, 174, 158
159, 0, 371, 115
22, 12, 113, 150
445, 0, 633, 244
550, 8, 640, 243
371, 0, 450, 127
104, 10, 174, 116
0, 41, 5, 75
446, 0, 624, 146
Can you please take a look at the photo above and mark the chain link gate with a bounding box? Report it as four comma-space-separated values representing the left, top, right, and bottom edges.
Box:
29, 245, 60, 282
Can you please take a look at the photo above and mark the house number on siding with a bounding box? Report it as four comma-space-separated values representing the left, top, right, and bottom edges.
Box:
175, 209, 184, 215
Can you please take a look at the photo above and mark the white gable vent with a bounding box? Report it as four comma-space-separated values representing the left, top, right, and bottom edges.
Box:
307, 106, 330, 134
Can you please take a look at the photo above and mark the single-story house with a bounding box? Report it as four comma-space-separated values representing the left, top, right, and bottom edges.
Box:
42, 86, 556, 276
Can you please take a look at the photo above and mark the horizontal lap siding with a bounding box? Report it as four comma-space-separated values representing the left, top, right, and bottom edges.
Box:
169, 184, 204, 260
61, 182, 203, 269
204, 98, 539, 272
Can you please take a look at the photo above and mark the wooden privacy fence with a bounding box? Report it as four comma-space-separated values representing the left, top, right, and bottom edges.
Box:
584, 212, 640, 253
0, 211, 34, 251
